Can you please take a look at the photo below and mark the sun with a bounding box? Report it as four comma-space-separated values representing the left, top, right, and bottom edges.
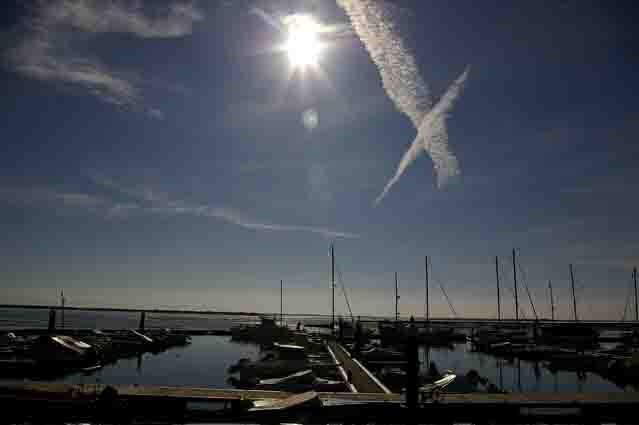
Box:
283, 14, 322, 68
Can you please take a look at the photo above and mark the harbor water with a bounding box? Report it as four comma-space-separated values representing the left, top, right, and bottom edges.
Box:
0, 307, 635, 393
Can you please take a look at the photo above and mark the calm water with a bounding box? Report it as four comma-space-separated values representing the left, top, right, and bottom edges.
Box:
0, 307, 251, 331
0, 307, 635, 392
60, 336, 260, 388
421, 344, 631, 393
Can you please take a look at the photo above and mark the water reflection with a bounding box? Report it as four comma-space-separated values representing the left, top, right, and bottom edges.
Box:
61, 336, 260, 388
420, 342, 630, 393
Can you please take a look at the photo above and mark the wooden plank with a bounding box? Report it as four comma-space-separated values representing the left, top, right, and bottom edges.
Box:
0, 382, 291, 401
3, 382, 639, 405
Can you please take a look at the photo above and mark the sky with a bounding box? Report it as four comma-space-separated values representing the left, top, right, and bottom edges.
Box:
1, 0, 638, 320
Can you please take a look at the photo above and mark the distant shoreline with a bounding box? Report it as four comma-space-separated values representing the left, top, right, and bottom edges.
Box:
0, 303, 337, 318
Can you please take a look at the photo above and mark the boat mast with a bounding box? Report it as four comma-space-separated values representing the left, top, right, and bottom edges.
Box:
395, 272, 399, 322
280, 279, 283, 326
569, 263, 578, 322
634, 267, 638, 322
512, 249, 519, 321
548, 280, 555, 321
425, 256, 429, 322
60, 290, 65, 330
495, 256, 501, 321
331, 243, 335, 333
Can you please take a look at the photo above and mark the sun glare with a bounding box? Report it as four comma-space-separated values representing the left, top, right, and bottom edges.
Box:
283, 14, 322, 68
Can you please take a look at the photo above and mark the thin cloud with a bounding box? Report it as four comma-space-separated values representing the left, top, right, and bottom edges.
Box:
336, 0, 469, 202
90, 175, 359, 239
0, 186, 138, 217
89, 172, 171, 204
5, 0, 202, 114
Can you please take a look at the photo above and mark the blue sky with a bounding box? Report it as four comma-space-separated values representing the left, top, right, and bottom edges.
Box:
1, 0, 637, 319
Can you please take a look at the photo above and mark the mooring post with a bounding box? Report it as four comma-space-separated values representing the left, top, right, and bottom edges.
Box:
48, 308, 56, 333
406, 316, 418, 411
139, 311, 146, 332
354, 319, 363, 359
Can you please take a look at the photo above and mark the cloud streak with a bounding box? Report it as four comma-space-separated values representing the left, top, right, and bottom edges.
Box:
0, 180, 358, 240
335, 0, 469, 203
90, 175, 360, 239
5, 0, 202, 114
0, 186, 139, 217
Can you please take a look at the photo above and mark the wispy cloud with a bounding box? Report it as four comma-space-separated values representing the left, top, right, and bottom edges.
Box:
5, 0, 202, 114
90, 174, 360, 239
0, 186, 139, 217
335, 0, 469, 203
0, 179, 358, 239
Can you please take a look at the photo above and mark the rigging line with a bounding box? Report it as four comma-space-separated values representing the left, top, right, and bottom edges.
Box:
429, 261, 457, 318
438, 282, 457, 317
516, 259, 538, 320
334, 260, 354, 322
500, 254, 527, 319
515, 250, 538, 320
502, 271, 528, 319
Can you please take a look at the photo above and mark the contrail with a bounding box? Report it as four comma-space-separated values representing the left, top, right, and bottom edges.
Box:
336, 0, 469, 203
375, 68, 469, 204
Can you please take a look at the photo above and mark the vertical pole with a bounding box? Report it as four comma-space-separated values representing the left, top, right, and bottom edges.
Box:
512, 249, 519, 321
48, 308, 56, 333
280, 279, 283, 327
354, 319, 362, 359
569, 264, 578, 322
395, 272, 399, 322
634, 267, 638, 322
425, 256, 429, 322
60, 290, 65, 330
495, 256, 501, 321
331, 243, 335, 334
549, 280, 555, 321
139, 311, 146, 331
405, 316, 418, 410
517, 358, 522, 393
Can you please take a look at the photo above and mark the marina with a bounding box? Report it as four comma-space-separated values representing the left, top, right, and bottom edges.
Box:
1, 305, 639, 423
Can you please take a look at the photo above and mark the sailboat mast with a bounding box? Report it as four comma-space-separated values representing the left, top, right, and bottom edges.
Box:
331, 243, 335, 333
425, 256, 429, 322
569, 263, 578, 322
280, 279, 283, 326
512, 249, 519, 321
395, 272, 399, 322
549, 280, 555, 321
60, 290, 65, 330
634, 267, 638, 322
495, 256, 501, 321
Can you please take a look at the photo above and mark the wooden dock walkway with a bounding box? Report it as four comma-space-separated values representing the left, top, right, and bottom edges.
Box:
4, 382, 639, 424
326, 341, 391, 394
8, 381, 639, 404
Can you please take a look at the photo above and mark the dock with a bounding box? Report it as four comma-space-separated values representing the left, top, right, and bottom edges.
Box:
2, 381, 639, 424
327, 341, 391, 393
